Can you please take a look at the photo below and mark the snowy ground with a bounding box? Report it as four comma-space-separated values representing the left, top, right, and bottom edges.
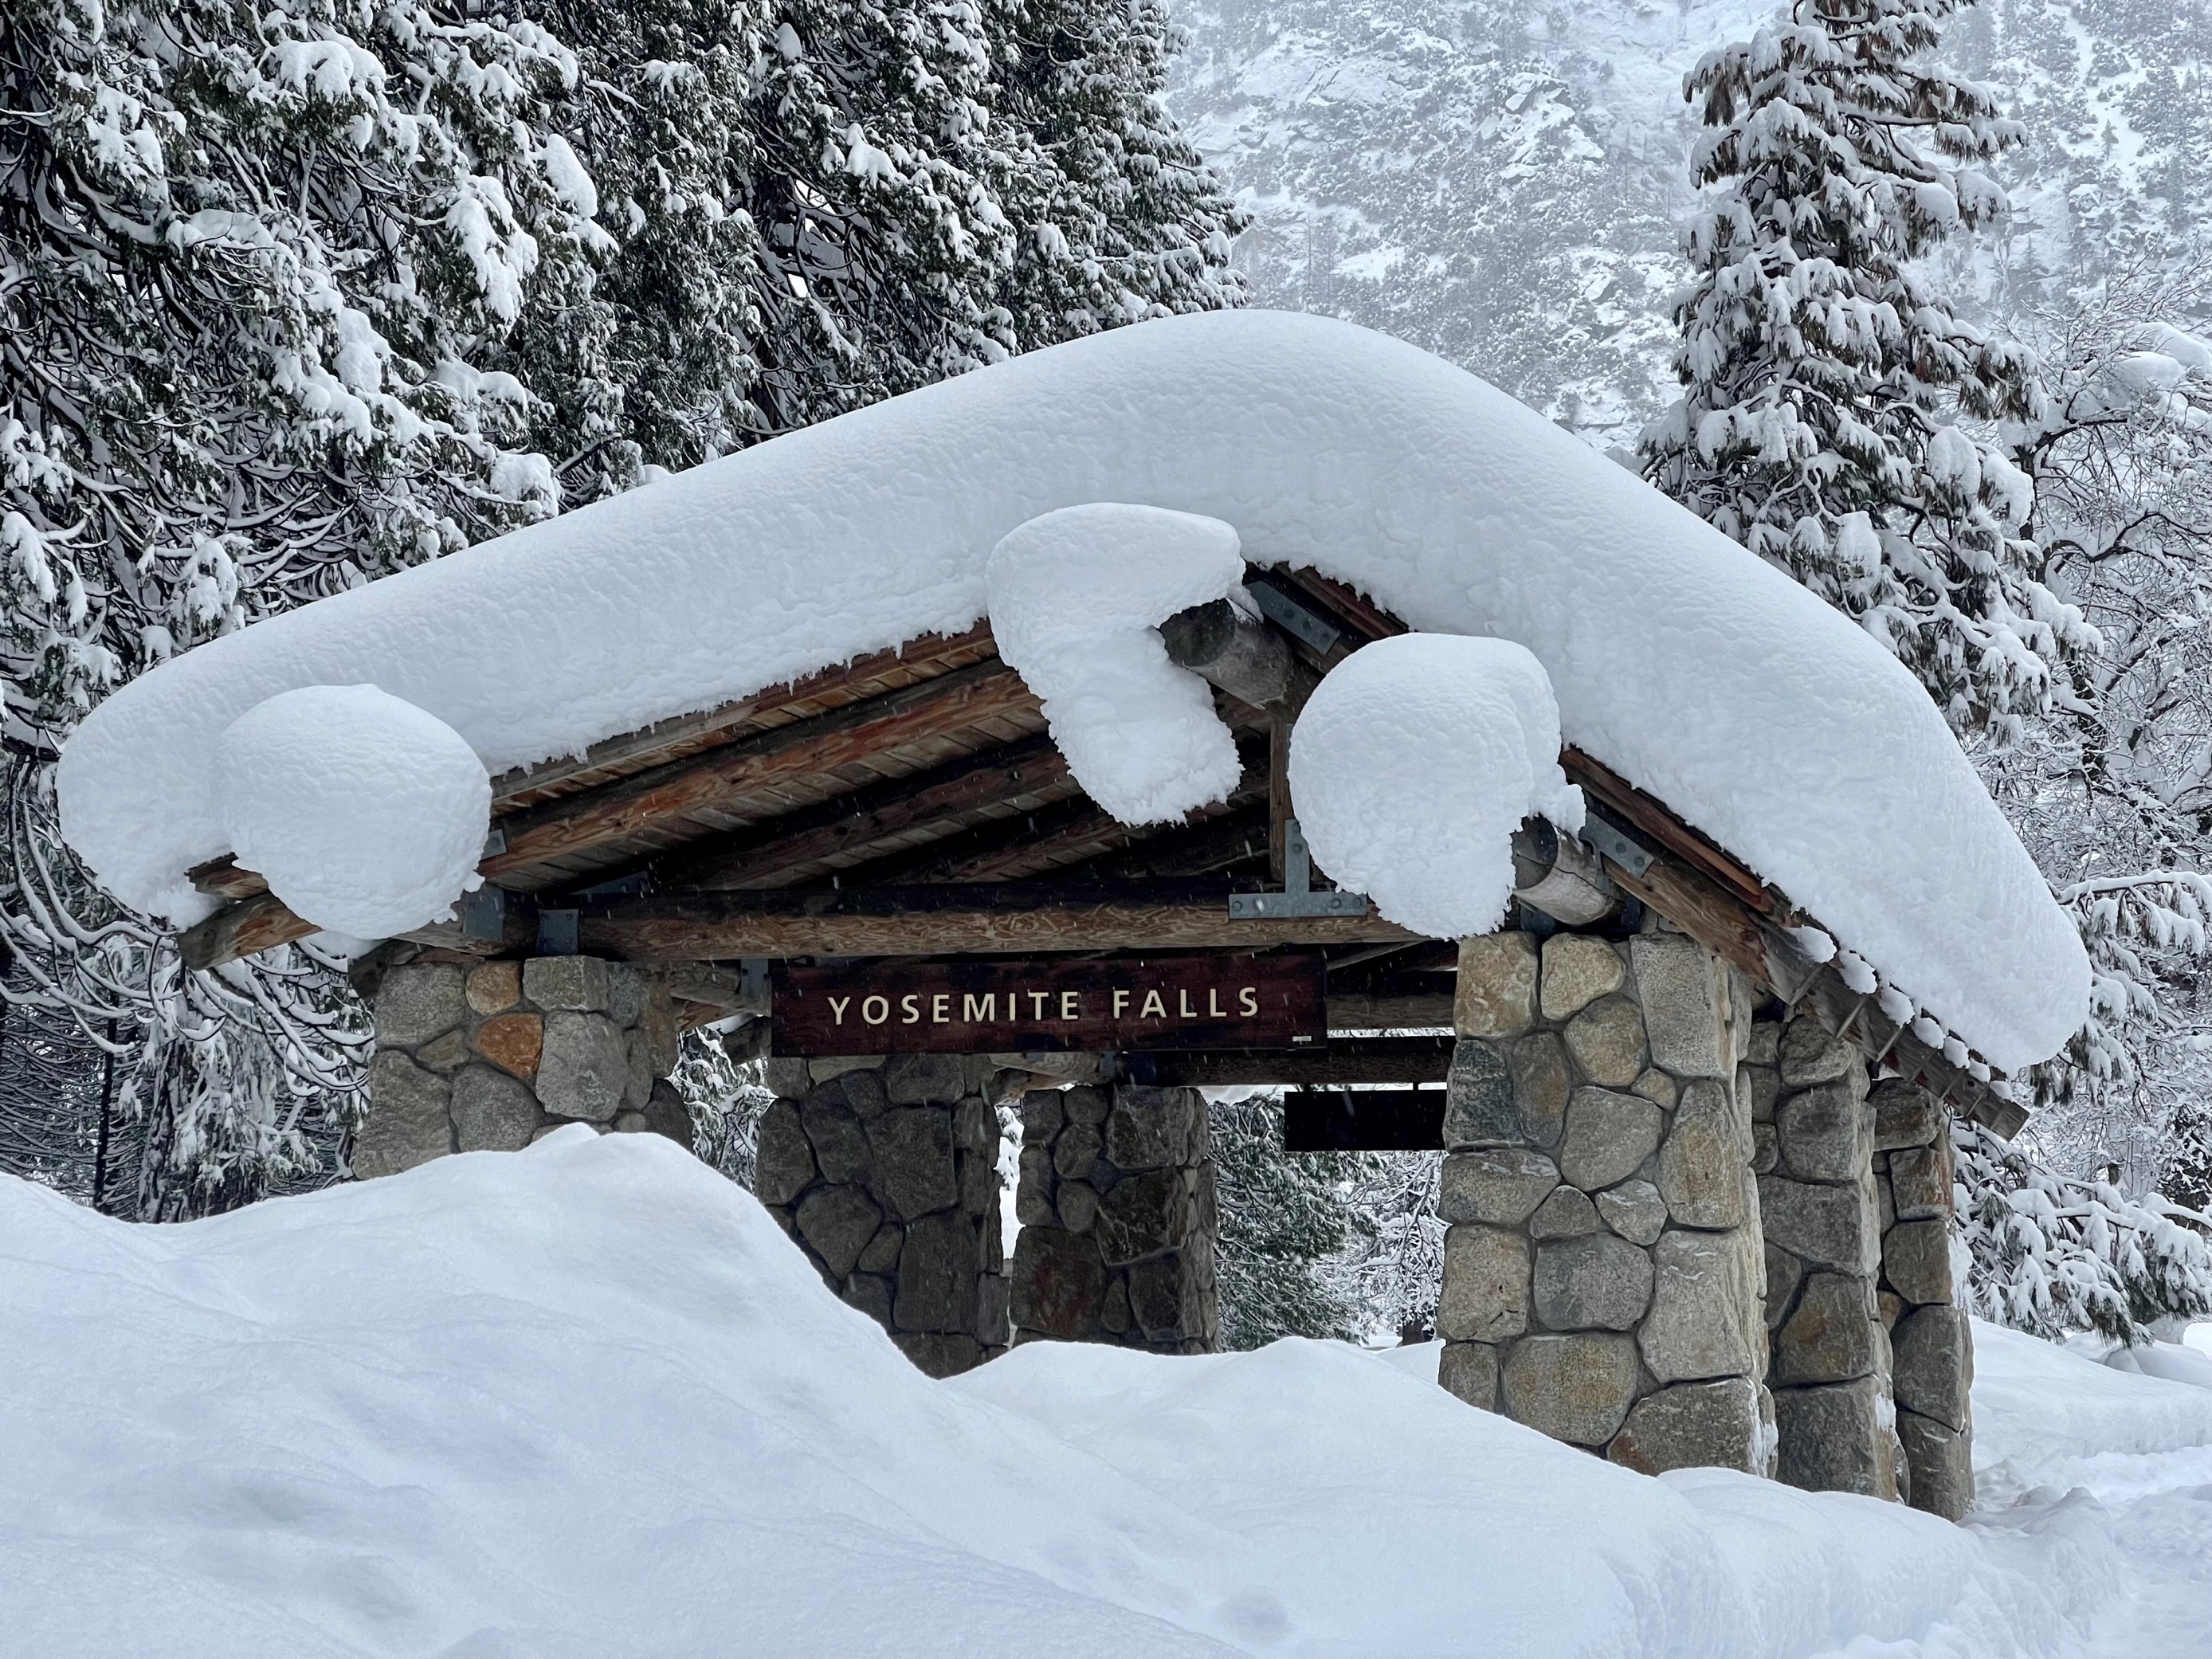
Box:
4, 1131, 2209, 1658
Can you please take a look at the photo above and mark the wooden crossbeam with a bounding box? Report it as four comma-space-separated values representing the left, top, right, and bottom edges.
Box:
484, 658, 1039, 877
649, 735, 1074, 892
1085, 806, 1272, 878
565, 883, 1422, 959
1320, 991, 1456, 1029
868, 755, 1268, 886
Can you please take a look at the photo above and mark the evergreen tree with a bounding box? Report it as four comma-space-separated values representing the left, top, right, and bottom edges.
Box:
1983, 261, 2212, 1163
1208, 1096, 1367, 1348
1955, 1120, 2212, 1344
990, 0, 1246, 340
1640, 0, 2092, 743
0, 0, 602, 1214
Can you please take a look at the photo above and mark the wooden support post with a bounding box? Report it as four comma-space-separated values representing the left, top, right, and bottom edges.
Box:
1268, 712, 1293, 887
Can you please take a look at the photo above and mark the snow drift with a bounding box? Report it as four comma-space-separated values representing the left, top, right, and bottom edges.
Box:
214, 684, 490, 938
8, 1134, 2207, 1657
53, 309, 2086, 1069
987, 504, 1248, 823
1290, 633, 1584, 938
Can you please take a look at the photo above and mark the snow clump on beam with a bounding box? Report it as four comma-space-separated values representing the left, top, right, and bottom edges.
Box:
1292, 635, 1584, 939
987, 504, 1247, 823
216, 684, 490, 939
54, 310, 2088, 1072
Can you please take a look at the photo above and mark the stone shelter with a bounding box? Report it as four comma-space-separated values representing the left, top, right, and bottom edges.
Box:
171, 562, 2002, 1516
62, 313, 2077, 1529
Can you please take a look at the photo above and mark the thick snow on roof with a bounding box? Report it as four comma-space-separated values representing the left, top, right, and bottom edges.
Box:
987, 504, 1249, 824
56, 310, 2086, 1070
216, 684, 490, 939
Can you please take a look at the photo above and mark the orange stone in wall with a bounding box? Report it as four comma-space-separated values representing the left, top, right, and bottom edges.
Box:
474, 1012, 543, 1079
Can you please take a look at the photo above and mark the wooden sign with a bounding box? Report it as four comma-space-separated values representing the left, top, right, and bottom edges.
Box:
771, 953, 1324, 1054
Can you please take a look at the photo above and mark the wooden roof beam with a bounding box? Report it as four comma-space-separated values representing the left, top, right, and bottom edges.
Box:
645, 735, 1075, 894
486, 620, 999, 803
482, 657, 1040, 878
561, 881, 1422, 960
863, 753, 1269, 886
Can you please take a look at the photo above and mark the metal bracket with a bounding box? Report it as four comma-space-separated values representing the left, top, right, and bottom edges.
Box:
482, 826, 508, 859
1229, 818, 1372, 919
536, 908, 579, 956
459, 884, 506, 943
1576, 811, 1654, 878
1245, 579, 1343, 657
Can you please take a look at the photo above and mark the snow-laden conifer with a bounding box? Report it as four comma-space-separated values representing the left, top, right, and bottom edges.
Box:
1641, 0, 2092, 741
1, 0, 601, 1213
1988, 265, 2212, 1180
4, 0, 1246, 1214
991, 0, 1247, 338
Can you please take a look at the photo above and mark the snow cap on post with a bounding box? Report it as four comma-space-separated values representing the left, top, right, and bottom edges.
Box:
1291, 634, 1583, 939
987, 504, 1248, 825
214, 684, 491, 939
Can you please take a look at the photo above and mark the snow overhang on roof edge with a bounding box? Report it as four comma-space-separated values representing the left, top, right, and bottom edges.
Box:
55, 309, 2090, 1074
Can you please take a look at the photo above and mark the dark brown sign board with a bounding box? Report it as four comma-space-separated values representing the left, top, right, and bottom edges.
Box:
771, 953, 1325, 1054
1281, 1088, 1446, 1152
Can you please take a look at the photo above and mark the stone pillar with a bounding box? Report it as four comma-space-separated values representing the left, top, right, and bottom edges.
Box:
1436, 924, 1771, 1475
1874, 1078, 1975, 1520
1009, 1084, 1219, 1352
751, 1054, 1008, 1378
355, 954, 687, 1177
1754, 1011, 1902, 1499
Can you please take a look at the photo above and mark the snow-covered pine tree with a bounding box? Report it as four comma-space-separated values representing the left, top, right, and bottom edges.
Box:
989, 0, 1246, 339
1313, 1147, 1444, 1344
6, 0, 1246, 1215
1986, 261, 2212, 1176
1, 0, 598, 1213
1955, 1120, 2212, 1343
1207, 1096, 1369, 1347
506, 0, 1245, 473
1640, 0, 2092, 743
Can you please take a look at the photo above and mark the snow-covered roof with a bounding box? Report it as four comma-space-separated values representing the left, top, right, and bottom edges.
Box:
56, 310, 2088, 1072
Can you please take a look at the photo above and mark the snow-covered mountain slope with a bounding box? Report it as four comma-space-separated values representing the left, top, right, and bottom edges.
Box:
1167, 0, 2212, 443
6, 1131, 2210, 1657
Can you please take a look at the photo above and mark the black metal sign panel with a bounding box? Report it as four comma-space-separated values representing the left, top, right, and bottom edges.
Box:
1281, 1088, 1447, 1151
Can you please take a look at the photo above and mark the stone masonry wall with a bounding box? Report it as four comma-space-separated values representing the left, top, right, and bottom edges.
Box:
1875, 1081, 1975, 1520
1748, 1012, 1973, 1516
1010, 1084, 1220, 1354
1437, 924, 1773, 1475
752, 1054, 1008, 1379
1749, 1011, 1898, 1498
357, 955, 688, 1177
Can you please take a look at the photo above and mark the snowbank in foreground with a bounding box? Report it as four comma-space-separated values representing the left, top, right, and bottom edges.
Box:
55, 311, 2083, 1071
6, 1135, 2205, 1658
